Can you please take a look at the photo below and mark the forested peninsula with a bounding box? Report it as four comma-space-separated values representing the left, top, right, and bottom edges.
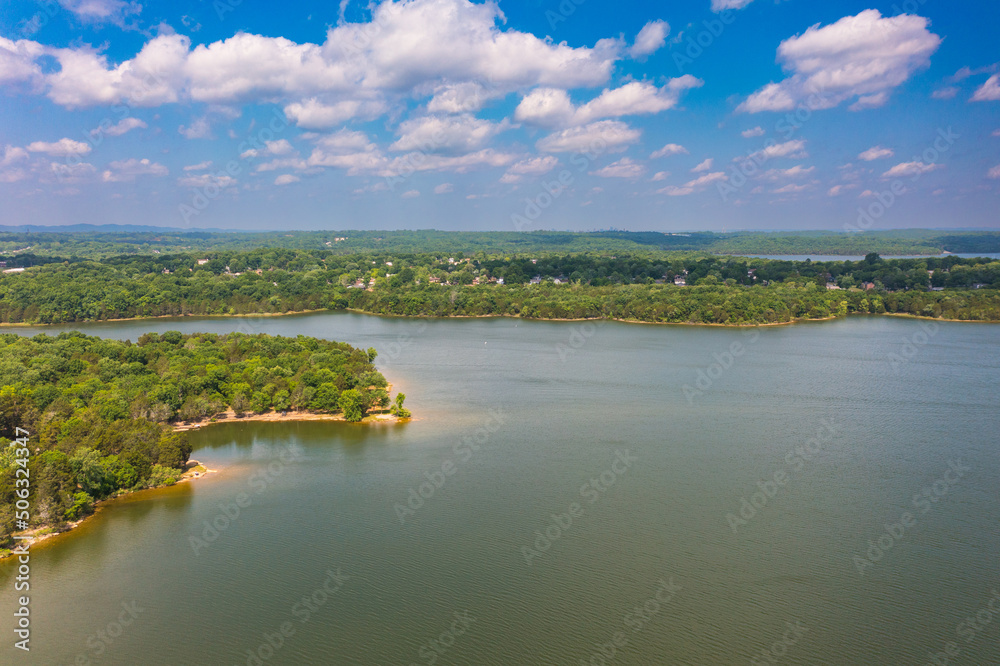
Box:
0, 331, 404, 549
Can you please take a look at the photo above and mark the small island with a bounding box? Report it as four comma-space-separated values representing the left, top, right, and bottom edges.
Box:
0, 330, 409, 554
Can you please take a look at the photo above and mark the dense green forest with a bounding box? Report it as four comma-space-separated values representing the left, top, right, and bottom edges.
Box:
2, 227, 1000, 259
1, 249, 998, 324
0, 332, 390, 544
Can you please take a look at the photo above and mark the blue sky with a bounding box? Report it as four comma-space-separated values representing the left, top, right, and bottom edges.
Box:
0, 0, 998, 232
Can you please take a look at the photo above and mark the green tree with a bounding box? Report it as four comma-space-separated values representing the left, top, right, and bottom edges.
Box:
338, 389, 365, 422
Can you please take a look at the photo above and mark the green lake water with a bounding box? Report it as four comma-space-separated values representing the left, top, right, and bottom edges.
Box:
2, 313, 998, 665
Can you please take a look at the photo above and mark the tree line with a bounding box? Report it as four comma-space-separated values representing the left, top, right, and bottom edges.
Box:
0, 331, 391, 543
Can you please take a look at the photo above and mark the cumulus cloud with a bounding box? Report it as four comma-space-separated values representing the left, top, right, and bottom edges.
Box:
741, 126, 764, 138
858, 146, 894, 161
760, 165, 814, 180
536, 120, 641, 153
515, 78, 701, 128
882, 161, 942, 178
931, 87, 958, 100
691, 158, 714, 173
712, 0, 755, 11
390, 115, 510, 153
434, 183, 454, 194
93, 117, 147, 137
986, 165, 1000, 179
657, 171, 727, 196
590, 158, 644, 178
177, 173, 237, 189
179, 117, 211, 139
738, 10, 941, 113
26, 138, 92, 156
101, 158, 168, 182
183, 161, 212, 171
59, 0, 141, 24
772, 183, 811, 194
0, 37, 46, 87
274, 174, 300, 185
401, 190, 420, 198
743, 139, 808, 163
629, 20, 669, 59
283, 98, 386, 130
971, 74, 1000, 102
500, 156, 559, 183
650, 143, 688, 159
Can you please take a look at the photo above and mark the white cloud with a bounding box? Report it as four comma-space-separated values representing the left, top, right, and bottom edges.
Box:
177, 173, 237, 189
255, 157, 308, 172
93, 117, 147, 137
882, 161, 943, 178
590, 157, 644, 178
760, 165, 814, 180
691, 158, 713, 173
858, 146, 894, 161
101, 158, 168, 182
712, 0, 754, 11
49, 161, 96, 182
650, 143, 688, 159
1, 146, 29, 168
179, 117, 211, 139
931, 87, 958, 100
987, 165, 1000, 180
274, 174, 300, 185
26, 138, 92, 156
743, 139, 808, 163
515, 78, 701, 128
434, 183, 454, 194
772, 183, 811, 194
847, 92, 888, 112
401, 190, 420, 198
827, 185, 846, 196
629, 20, 669, 59
738, 10, 940, 113
500, 155, 559, 183
183, 161, 212, 171
265, 139, 294, 155
657, 171, 727, 196
0, 37, 46, 87
59, 0, 141, 24
390, 115, 509, 153
651, 171, 670, 181
426, 82, 498, 114
971, 74, 1000, 102
283, 98, 385, 129
741, 126, 764, 138
536, 120, 641, 153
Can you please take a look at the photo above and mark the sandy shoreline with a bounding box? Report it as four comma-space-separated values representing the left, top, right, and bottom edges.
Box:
1, 460, 217, 561
172, 409, 404, 431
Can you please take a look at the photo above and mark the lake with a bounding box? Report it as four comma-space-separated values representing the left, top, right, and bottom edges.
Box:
2, 313, 999, 664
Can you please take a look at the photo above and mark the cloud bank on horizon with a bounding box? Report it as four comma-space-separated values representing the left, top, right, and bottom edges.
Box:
0, 0, 998, 231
